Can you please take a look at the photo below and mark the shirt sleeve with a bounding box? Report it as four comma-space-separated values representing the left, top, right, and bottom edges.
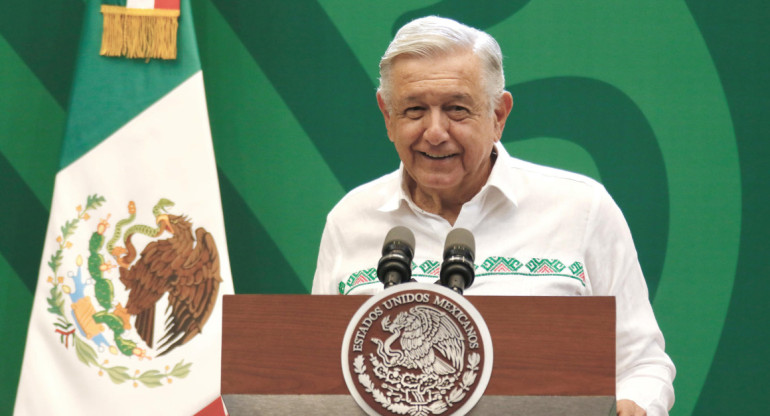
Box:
311, 215, 343, 295
583, 185, 676, 415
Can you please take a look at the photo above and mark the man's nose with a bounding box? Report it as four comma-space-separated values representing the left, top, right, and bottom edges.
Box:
423, 108, 450, 145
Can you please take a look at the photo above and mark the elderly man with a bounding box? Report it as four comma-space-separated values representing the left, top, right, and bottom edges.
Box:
312, 16, 675, 416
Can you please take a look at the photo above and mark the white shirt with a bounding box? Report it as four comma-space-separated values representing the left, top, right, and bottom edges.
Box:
312, 142, 675, 414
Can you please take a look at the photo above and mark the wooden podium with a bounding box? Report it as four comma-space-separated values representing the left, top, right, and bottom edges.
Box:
221, 294, 616, 415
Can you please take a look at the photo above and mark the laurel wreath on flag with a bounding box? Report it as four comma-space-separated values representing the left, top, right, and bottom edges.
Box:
44, 194, 192, 388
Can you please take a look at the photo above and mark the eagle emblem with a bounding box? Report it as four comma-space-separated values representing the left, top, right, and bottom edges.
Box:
373, 306, 465, 379
342, 284, 492, 416
43, 194, 222, 387
114, 199, 222, 356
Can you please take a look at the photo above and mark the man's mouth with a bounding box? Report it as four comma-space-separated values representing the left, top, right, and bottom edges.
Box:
421, 151, 457, 160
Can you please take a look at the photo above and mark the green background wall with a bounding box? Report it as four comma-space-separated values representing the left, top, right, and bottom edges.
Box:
1, 1, 767, 414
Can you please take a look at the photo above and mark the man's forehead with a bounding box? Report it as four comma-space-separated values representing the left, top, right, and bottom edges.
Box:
391, 52, 481, 87
392, 52, 479, 77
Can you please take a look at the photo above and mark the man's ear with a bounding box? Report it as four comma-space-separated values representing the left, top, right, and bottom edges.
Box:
493, 91, 514, 140
377, 92, 391, 124
376, 92, 394, 142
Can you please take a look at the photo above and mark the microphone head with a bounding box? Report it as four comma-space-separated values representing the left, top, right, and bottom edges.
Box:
378, 226, 415, 288
443, 228, 475, 261
382, 226, 416, 257
440, 228, 476, 294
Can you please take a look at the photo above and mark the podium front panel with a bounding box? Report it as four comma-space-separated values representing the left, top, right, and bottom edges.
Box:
221, 294, 615, 414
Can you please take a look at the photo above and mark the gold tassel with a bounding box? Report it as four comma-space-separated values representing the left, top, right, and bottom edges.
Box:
100, 5, 180, 60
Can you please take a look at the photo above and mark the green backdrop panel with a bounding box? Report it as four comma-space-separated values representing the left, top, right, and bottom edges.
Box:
1, 1, 767, 415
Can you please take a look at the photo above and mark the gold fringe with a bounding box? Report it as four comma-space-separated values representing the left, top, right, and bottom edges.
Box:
100, 5, 180, 60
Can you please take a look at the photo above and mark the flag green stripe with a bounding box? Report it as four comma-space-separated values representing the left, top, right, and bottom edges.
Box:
60, 0, 201, 169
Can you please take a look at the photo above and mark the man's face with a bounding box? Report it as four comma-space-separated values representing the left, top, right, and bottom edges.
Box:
377, 51, 512, 201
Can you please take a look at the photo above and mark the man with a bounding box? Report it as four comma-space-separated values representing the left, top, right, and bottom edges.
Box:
312, 16, 675, 415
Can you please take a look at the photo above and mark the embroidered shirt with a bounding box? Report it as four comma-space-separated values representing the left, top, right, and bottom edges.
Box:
312, 142, 675, 414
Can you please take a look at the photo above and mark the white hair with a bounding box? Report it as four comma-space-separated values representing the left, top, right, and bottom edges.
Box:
378, 16, 506, 112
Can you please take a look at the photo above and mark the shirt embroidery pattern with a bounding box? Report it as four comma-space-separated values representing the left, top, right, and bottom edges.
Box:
480, 256, 523, 273
339, 257, 587, 294
342, 268, 378, 294
418, 260, 441, 276
526, 258, 565, 274
569, 261, 586, 283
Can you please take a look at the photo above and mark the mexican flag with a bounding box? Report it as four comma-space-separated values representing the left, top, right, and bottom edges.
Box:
13, 0, 233, 414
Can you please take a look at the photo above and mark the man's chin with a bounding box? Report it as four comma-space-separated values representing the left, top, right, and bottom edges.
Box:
404, 168, 463, 191
413, 176, 463, 194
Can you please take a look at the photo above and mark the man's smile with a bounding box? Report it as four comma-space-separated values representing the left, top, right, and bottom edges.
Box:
420, 151, 458, 160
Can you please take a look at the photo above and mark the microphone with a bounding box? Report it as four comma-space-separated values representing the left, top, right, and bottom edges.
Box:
440, 228, 475, 294
377, 226, 416, 288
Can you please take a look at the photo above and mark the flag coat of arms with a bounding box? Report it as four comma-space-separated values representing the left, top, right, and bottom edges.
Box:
14, 0, 233, 414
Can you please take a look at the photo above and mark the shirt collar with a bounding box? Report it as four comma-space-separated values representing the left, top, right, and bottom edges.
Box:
377, 141, 519, 212
484, 141, 519, 207
377, 162, 409, 212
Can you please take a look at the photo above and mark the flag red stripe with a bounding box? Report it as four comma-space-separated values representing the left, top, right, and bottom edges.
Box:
155, 0, 180, 10
195, 397, 227, 416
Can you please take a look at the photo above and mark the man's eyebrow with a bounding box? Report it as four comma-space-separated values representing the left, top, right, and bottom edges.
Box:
450, 93, 472, 101
400, 93, 473, 103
